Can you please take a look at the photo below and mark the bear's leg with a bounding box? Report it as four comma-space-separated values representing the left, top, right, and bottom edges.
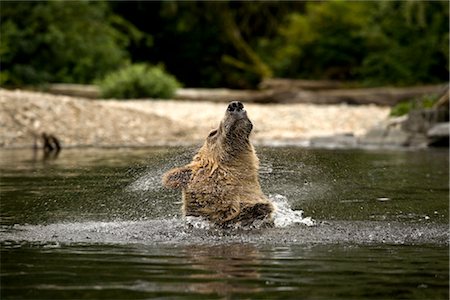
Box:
208, 202, 241, 226
162, 167, 192, 189
238, 202, 274, 227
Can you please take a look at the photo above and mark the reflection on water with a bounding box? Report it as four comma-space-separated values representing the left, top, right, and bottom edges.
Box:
1, 242, 448, 299
0, 147, 448, 299
182, 244, 263, 295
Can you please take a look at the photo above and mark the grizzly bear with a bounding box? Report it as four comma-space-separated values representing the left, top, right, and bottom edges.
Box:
162, 101, 274, 227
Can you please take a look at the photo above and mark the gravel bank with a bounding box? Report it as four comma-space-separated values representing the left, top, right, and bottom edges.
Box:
0, 89, 390, 148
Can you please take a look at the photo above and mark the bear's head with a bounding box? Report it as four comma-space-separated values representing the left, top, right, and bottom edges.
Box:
163, 101, 258, 189
200, 101, 254, 163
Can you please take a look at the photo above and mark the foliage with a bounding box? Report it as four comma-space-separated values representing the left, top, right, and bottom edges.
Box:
390, 94, 440, 117
110, 1, 300, 88
1, 1, 448, 88
99, 64, 181, 99
266, 1, 372, 80
390, 101, 415, 117
0, 1, 143, 85
357, 1, 449, 86
264, 1, 448, 85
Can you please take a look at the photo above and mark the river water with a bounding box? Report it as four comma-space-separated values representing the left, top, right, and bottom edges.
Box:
1, 147, 448, 299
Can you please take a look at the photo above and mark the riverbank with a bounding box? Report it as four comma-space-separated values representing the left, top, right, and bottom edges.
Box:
0, 88, 390, 148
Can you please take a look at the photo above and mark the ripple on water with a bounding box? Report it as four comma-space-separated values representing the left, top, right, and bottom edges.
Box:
0, 194, 447, 247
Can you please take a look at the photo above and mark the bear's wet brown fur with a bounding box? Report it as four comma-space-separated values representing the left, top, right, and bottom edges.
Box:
162, 101, 274, 227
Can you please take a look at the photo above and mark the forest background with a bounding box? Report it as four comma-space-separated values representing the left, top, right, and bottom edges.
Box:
1, 1, 448, 89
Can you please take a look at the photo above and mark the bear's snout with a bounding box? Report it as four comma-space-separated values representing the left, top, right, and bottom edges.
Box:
227, 101, 244, 112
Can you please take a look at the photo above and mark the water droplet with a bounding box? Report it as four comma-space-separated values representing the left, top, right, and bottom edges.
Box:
377, 197, 390, 201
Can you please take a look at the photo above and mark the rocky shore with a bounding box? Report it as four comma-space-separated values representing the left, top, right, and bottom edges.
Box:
0, 89, 391, 149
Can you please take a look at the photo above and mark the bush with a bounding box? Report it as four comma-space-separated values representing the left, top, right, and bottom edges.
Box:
99, 64, 181, 99
390, 94, 440, 117
0, 1, 134, 85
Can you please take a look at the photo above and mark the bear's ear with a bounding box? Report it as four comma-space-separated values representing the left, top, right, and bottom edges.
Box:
162, 166, 192, 189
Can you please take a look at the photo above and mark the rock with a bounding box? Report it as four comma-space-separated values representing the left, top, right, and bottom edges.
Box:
428, 123, 449, 137
402, 108, 449, 148
402, 108, 449, 133
359, 122, 413, 148
359, 115, 432, 148
361, 105, 449, 148
427, 123, 449, 147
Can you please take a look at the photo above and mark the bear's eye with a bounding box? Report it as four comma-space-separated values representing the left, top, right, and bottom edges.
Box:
208, 129, 218, 138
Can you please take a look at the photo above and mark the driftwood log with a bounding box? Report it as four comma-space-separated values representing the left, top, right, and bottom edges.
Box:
259, 78, 348, 90
45, 80, 446, 106
46, 84, 100, 99
175, 84, 446, 106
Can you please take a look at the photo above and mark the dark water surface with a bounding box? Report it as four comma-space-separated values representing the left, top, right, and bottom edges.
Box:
1, 147, 448, 299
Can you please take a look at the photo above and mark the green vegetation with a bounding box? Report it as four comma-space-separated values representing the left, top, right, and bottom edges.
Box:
264, 1, 448, 86
390, 94, 440, 117
0, 1, 147, 85
99, 64, 181, 99
1, 1, 448, 89
265, 2, 371, 80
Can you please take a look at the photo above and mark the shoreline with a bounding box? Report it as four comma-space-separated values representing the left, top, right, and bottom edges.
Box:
5, 141, 420, 151
1, 88, 392, 149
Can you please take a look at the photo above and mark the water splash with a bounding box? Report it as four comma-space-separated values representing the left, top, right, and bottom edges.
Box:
185, 216, 212, 230
126, 148, 196, 192
127, 168, 164, 192
1, 218, 447, 246
184, 194, 315, 230
271, 194, 316, 227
